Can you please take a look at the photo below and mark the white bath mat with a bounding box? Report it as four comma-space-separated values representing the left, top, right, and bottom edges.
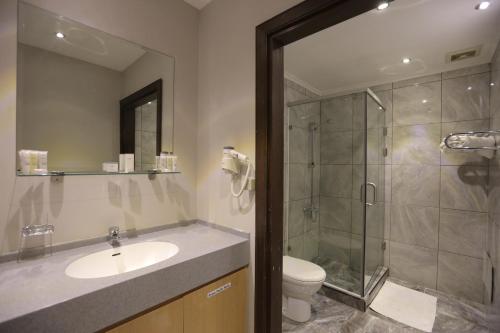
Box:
369, 281, 437, 332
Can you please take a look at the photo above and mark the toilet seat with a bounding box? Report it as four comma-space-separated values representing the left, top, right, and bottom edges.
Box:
283, 256, 326, 283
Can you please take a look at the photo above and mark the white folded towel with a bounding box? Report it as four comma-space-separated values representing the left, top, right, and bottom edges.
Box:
440, 134, 496, 159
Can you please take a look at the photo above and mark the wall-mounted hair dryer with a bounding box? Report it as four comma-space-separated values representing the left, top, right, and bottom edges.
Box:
222, 146, 253, 197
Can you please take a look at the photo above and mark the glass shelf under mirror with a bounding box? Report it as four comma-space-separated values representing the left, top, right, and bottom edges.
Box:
17, 170, 181, 177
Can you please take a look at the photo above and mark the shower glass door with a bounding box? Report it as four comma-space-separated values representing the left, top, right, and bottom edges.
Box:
284, 88, 387, 299
362, 89, 386, 295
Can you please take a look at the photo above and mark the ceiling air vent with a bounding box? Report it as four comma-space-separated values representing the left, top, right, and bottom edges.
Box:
446, 46, 481, 63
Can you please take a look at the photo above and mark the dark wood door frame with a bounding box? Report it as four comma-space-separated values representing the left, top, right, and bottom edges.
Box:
255, 1, 385, 332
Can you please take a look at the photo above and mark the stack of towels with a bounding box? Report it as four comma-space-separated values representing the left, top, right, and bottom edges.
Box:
440, 134, 497, 159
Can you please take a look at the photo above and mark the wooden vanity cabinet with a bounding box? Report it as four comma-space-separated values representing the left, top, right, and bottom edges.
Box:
183, 267, 248, 333
106, 267, 248, 333
107, 298, 183, 333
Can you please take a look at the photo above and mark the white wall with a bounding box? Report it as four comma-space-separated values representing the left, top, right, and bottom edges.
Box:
0, 0, 199, 254
197, 0, 303, 330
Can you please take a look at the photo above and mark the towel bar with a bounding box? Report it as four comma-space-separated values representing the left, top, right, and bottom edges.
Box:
443, 130, 500, 151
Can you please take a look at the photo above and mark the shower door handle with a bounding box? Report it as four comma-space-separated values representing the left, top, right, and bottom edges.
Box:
366, 182, 377, 206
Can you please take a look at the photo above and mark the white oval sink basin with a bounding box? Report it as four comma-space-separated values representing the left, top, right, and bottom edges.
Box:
65, 241, 179, 279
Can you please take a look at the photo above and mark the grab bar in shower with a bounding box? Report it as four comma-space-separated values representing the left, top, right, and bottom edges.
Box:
443, 130, 500, 150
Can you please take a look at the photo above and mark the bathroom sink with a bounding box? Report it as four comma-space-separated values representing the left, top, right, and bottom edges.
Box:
65, 241, 179, 279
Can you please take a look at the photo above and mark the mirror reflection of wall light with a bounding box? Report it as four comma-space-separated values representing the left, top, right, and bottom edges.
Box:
377, 2, 389, 10
476, 1, 490, 10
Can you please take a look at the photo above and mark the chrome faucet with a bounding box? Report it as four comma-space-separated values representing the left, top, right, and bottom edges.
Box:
108, 226, 120, 246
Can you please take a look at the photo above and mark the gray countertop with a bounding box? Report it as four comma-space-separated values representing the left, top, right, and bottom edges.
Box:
0, 222, 250, 333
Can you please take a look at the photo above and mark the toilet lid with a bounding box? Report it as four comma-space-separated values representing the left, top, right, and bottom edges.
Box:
283, 256, 326, 283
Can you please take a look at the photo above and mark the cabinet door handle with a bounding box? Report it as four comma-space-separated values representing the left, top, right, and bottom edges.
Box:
207, 282, 232, 298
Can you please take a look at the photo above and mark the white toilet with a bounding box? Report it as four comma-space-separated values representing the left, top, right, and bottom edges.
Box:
282, 255, 326, 322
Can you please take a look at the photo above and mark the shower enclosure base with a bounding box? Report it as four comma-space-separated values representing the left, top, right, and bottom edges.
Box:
313, 257, 362, 293
321, 267, 388, 312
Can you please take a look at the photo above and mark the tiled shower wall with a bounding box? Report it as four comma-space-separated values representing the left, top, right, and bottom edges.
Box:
286, 62, 493, 304
284, 79, 320, 261
488, 42, 500, 329
135, 100, 158, 170
383, 63, 491, 304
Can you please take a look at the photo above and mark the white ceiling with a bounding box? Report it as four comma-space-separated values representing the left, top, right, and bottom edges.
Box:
183, 0, 212, 10
18, 2, 147, 72
285, 0, 500, 95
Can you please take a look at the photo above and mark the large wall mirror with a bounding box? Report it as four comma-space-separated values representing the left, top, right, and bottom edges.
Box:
16, 2, 175, 174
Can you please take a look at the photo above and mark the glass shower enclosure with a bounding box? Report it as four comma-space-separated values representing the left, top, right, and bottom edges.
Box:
284, 88, 387, 300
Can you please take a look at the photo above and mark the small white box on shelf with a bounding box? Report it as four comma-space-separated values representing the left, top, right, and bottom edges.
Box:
102, 162, 119, 172
119, 154, 135, 173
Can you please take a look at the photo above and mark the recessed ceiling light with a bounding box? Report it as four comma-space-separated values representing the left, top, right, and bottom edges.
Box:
422, 99, 428, 104
377, 2, 389, 10
491, 82, 496, 86
55, 32, 65, 39
147, 102, 152, 105
476, 1, 490, 10
467, 86, 473, 91
402, 57, 411, 64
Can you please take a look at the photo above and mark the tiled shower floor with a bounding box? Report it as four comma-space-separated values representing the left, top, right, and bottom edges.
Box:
313, 257, 361, 293
282, 278, 490, 333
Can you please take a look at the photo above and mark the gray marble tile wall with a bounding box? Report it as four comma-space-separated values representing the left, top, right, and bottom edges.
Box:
284, 79, 320, 261
314, 63, 492, 304
384, 63, 491, 304
487, 41, 500, 330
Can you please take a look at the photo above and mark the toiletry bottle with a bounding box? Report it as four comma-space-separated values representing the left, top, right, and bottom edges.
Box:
29, 150, 38, 174
166, 152, 173, 171
155, 156, 161, 170
18, 150, 30, 174
170, 153, 177, 172
160, 152, 169, 172
37, 151, 48, 172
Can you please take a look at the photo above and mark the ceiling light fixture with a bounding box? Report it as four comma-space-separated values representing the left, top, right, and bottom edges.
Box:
422, 99, 428, 104
377, 2, 389, 10
467, 86, 473, 91
402, 57, 411, 64
476, 1, 490, 10
55, 32, 65, 39
491, 82, 496, 86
